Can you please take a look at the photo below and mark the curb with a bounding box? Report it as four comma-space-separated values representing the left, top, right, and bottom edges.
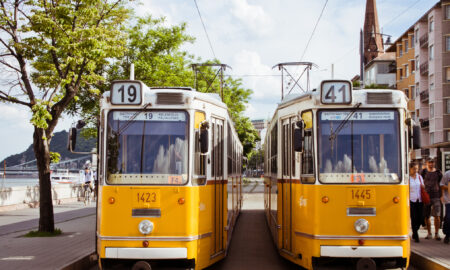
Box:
61, 253, 97, 270
410, 251, 449, 270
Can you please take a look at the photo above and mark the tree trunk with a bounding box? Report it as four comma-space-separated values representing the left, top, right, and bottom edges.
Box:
33, 127, 55, 232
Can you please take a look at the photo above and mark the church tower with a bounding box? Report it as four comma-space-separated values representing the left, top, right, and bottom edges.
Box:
363, 0, 384, 65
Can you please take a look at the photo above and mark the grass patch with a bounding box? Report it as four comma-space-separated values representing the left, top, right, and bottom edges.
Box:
24, 228, 62, 237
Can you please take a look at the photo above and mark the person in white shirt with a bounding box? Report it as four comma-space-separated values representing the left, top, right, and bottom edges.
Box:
409, 163, 424, 243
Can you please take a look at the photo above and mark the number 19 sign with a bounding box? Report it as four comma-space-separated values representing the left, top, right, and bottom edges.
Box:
320, 80, 352, 105
111, 80, 143, 105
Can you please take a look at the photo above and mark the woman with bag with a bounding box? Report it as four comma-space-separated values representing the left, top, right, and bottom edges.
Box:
410, 163, 425, 242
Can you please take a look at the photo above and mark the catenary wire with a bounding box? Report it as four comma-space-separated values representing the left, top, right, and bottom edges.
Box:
193, 0, 217, 60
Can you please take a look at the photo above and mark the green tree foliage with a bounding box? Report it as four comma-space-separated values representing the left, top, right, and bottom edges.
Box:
0, 0, 131, 232
89, 16, 259, 155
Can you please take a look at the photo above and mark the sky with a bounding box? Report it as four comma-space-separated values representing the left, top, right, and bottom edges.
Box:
0, 0, 439, 161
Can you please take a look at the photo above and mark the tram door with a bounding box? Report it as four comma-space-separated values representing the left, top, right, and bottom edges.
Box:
281, 118, 293, 252
211, 117, 224, 256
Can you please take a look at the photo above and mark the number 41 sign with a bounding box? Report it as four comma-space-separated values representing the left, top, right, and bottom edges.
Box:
320, 80, 352, 105
111, 80, 143, 105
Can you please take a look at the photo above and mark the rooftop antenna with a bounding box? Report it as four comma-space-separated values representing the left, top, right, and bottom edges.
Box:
191, 63, 232, 101
272, 62, 318, 100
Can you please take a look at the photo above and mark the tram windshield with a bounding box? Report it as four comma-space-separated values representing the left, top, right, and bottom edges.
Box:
318, 110, 401, 184
106, 110, 188, 185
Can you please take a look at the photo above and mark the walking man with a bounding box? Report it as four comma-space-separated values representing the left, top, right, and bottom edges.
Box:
421, 158, 443, 240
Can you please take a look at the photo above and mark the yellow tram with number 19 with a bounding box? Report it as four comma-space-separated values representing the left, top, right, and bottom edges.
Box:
264, 79, 420, 270
69, 80, 243, 269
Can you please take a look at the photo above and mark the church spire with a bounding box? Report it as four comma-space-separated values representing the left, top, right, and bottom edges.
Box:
363, 0, 384, 65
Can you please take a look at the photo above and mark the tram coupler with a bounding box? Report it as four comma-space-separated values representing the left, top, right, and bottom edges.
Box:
131, 260, 152, 270
356, 258, 376, 270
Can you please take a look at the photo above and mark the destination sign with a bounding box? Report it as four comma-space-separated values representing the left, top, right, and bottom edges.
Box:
321, 111, 394, 121
113, 111, 186, 122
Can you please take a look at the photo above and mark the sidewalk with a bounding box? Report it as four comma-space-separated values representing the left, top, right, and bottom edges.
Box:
410, 222, 450, 270
0, 202, 96, 270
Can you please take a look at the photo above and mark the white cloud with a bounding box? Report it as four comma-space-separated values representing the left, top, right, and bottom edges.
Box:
231, 50, 279, 100
230, 0, 273, 36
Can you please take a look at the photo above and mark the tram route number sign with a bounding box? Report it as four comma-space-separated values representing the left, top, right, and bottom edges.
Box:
111, 80, 143, 105
320, 80, 352, 105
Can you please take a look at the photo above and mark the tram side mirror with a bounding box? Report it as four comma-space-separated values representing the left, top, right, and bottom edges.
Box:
200, 129, 209, 153
67, 127, 77, 151
293, 127, 303, 152
412, 125, 421, 150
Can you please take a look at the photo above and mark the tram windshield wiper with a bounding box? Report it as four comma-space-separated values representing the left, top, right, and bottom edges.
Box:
328, 102, 362, 143
115, 102, 152, 136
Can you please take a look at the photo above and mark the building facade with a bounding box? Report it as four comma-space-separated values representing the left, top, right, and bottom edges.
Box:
364, 52, 396, 87
387, 27, 416, 114
413, 1, 450, 159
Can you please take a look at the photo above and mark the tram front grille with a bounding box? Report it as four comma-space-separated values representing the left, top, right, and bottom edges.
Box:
366, 92, 393, 104
156, 93, 184, 105
347, 207, 376, 216
132, 208, 161, 217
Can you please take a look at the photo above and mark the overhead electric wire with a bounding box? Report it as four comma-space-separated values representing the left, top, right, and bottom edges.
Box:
381, 0, 423, 28
193, 0, 217, 60
299, 0, 329, 62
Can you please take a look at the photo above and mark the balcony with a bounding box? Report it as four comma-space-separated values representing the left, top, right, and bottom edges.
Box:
420, 61, 428, 75
420, 33, 428, 48
420, 90, 429, 103
419, 118, 429, 129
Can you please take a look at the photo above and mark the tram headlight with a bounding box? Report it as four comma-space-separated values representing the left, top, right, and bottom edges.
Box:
354, 218, 369, 234
138, 220, 154, 235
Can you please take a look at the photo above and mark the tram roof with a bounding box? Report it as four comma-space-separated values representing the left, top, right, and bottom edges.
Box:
277, 88, 407, 110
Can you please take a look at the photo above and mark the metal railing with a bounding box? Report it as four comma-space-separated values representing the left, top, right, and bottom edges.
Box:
420, 33, 428, 47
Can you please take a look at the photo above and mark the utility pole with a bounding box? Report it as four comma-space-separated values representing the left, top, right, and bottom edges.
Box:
191, 63, 231, 101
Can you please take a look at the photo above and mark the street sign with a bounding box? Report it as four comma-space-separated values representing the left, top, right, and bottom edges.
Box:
443, 151, 450, 172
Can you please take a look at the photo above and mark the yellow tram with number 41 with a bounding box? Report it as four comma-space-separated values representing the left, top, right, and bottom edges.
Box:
69, 80, 243, 270
264, 79, 420, 270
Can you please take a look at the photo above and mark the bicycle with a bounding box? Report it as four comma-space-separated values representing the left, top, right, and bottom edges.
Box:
83, 182, 93, 206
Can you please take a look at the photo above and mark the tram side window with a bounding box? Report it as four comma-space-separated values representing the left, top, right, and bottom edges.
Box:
291, 122, 296, 176
270, 123, 278, 174
211, 123, 215, 178
219, 124, 224, 177
194, 129, 206, 181
228, 125, 232, 176
301, 111, 315, 183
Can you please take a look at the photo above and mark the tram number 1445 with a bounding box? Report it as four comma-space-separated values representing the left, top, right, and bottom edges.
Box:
350, 189, 372, 200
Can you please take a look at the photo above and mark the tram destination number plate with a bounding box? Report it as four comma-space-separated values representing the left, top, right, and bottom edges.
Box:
347, 188, 376, 206
132, 189, 160, 208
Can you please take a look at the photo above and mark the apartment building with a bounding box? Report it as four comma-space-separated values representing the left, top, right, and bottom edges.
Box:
413, 1, 450, 159
386, 26, 416, 114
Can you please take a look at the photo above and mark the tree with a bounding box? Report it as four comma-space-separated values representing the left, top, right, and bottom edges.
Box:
101, 16, 259, 156
0, 0, 130, 232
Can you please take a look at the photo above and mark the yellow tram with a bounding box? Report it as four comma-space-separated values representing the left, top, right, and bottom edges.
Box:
263, 80, 419, 270
74, 80, 243, 269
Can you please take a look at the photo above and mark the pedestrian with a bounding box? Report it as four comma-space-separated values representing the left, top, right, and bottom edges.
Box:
409, 162, 424, 242
421, 158, 443, 240
441, 169, 450, 244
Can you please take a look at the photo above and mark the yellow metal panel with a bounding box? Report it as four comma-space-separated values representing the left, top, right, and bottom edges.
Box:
302, 111, 313, 129
194, 111, 206, 129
